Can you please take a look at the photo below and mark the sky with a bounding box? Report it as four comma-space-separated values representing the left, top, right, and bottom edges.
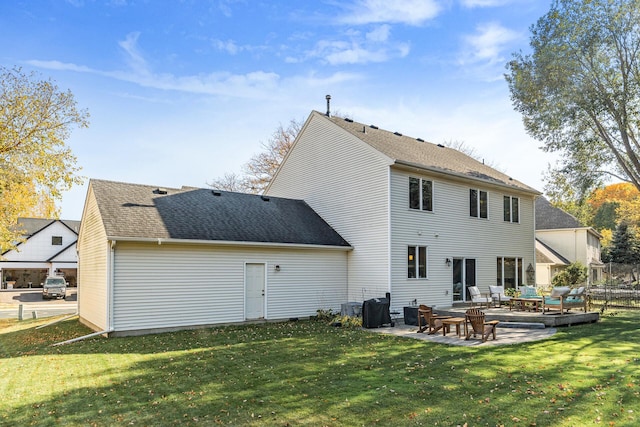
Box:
1, 0, 556, 220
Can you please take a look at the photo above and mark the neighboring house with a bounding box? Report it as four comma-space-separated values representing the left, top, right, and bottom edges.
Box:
77, 180, 351, 336
266, 111, 541, 312
535, 197, 604, 286
1, 218, 80, 289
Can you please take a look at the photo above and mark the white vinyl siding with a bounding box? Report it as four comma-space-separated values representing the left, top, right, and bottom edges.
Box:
110, 242, 347, 334
266, 113, 392, 301
77, 187, 109, 331
2, 222, 78, 262
390, 168, 536, 311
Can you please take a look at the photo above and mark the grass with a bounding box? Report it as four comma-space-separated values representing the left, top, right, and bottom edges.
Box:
0, 312, 639, 426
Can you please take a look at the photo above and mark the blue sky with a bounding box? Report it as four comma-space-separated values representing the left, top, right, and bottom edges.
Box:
1, 0, 554, 219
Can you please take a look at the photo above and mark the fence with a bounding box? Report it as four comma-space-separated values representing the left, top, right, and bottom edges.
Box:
588, 285, 640, 310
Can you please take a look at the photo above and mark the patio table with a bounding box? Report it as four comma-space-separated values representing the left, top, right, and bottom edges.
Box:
509, 297, 542, 312
441, 317, 466, 337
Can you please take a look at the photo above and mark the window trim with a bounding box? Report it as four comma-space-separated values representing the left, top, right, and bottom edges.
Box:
407, 245, 428, 279
497, 257, 524, 289
503, 195, 520, 223
470, 189, 488, 219
409, 177, 433, 212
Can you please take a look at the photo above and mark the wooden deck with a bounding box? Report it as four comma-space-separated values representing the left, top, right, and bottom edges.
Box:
435, 304, 600, 328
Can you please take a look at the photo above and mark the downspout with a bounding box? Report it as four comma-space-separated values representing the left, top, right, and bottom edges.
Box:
108, 240, 116, 334
52, 328, 113, 346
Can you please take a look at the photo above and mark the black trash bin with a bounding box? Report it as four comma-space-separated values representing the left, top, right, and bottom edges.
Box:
362, 297, 392, 328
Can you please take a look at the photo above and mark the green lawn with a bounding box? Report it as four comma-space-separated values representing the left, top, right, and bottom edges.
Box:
1, 312, 639, 426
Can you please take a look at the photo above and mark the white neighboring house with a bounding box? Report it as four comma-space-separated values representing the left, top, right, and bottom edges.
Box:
266, 111, 542, 312
535, 197, 604, 286
1, 218, 80, 289
77, 180, 351, 336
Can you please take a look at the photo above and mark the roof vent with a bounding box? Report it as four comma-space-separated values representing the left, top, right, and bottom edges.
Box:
153, 188, 168, 195
344, 118, 353, 123
437, 143, 445, 148
212, 190, 221, 196
369, 124, 378, 129
416, 138, 424, 142
325, 94, 331, 116
394, 131, 402, 136
261, 195, 270, 201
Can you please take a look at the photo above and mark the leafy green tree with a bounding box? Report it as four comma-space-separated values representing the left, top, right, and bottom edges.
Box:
0, 67, 88, 252
552, 261, 588, 287
506, 0, 640, 193
592, 201, 619, 232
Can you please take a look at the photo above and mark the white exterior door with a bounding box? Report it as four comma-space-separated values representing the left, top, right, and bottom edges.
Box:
245, 263, 265, 319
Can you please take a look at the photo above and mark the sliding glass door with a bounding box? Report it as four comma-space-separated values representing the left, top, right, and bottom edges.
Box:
452, 258, 476, 302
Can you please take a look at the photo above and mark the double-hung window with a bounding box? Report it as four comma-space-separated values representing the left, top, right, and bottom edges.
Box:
408, 246, 427, 279
503, 196, 519, 223
409, 177, 433, 211
469, 189, 488, 219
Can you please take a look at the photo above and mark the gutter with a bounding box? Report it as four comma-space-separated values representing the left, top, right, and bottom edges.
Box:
106, 236, 353, 251
393, 160, 541, 196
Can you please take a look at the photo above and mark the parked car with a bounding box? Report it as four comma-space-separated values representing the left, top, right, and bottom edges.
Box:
42, 276, 67, 300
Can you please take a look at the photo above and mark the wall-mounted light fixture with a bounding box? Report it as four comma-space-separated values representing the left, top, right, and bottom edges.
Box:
445, 258, 452, 267
275, 265, 281, 272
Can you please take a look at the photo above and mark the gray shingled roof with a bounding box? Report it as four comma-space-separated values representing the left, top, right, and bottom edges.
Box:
90, 179, 351, 247
320, 111, 540, 194
14, 218, 81, 236
535, 197, 583, 230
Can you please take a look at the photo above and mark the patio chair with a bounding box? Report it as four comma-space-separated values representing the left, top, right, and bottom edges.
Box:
468, 286, 492, 308
417, 305, 452, 334
489, 285, 512, 306
543, 286, 587, 314
464, 308, 500, 342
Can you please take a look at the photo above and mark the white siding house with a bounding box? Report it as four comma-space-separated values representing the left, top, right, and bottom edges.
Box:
77, 180, 351, 336
1, 218, 80, 289
535, 197, 604, 286
267, 111, 541, 312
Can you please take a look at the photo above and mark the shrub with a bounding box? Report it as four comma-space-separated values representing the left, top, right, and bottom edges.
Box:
552, 261, 588, 287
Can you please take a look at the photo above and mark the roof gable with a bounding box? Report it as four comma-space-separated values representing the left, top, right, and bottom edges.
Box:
89, 179, 350, 247
317, 111, 539, 194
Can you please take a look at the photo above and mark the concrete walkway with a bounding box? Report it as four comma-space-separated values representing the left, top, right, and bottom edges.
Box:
366, 322, 557, 347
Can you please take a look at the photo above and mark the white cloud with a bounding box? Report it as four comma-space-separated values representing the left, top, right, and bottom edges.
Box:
340, 0, 442, 26
212, 39, 241, 55
366, 25, 391, 42
300, 38, 410, 65
460, 22, 520, 66
118, 32, 150, 75
460, 0, 513, 7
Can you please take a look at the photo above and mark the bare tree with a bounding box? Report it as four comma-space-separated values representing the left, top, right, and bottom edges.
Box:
209, 119, 303, 194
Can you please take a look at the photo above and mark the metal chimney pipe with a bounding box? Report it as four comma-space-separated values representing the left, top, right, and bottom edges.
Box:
325, 94, 331, 116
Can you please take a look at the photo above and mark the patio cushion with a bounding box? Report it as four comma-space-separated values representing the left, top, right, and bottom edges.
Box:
550, 287, 571, 298
519, 286, 538, 298
566, 287, 585, 302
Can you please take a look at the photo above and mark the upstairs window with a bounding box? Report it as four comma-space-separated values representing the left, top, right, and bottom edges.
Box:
409, 177, 433, 211
408, 246, 428, 279
470, 189, 488, 219
52, 236, 63, 245
503, 196, 520, 223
